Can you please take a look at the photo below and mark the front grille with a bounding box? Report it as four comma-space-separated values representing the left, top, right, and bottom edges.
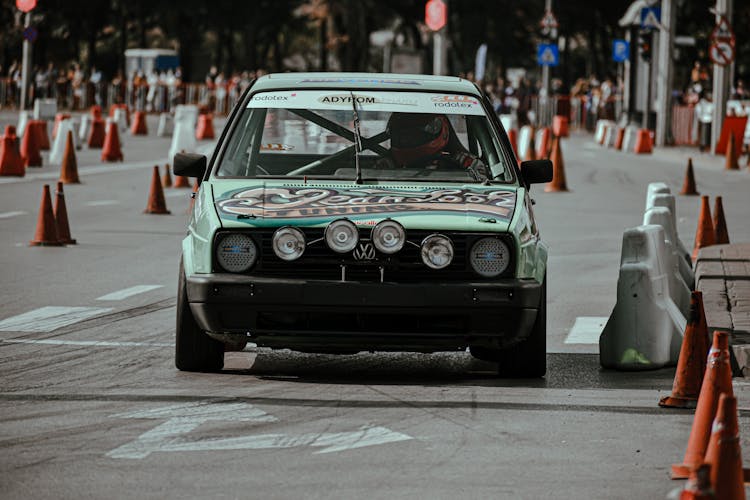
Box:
215, 228, 514, 282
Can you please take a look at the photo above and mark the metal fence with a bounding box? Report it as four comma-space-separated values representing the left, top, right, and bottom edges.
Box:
0, 78, 245, 116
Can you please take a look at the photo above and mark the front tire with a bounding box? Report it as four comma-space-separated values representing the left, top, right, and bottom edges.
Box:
470, 277, 547, 378
175, 257, 224, 372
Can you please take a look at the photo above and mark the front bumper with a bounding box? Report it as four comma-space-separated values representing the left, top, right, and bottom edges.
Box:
186, 274, 542, 352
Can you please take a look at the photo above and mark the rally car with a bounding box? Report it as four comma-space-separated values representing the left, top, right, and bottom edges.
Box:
174, 72, 551, 377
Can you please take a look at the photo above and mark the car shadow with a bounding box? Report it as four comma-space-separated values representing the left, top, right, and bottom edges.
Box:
221, 350, 677, 391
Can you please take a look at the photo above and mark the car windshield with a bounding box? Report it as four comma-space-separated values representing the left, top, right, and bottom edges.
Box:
215, 90, 514, 183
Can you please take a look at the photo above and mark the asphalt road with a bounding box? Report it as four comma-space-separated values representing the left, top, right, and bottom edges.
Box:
1, 113, 749, 499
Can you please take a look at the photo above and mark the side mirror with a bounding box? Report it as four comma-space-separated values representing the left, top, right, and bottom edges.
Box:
173, 152, 207, 178
520, 159, 553, 185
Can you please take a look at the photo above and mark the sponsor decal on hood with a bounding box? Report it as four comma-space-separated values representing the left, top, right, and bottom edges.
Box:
216, 185, 516, 221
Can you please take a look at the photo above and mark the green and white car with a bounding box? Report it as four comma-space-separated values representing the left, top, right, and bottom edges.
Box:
174, 73, 551, 377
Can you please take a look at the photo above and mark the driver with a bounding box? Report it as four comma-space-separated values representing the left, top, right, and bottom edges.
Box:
387, 112, 490, 181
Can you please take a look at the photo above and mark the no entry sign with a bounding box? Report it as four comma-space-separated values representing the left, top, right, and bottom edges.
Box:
709, 41, 734, 66
425, 0, 447, 31
16, 0, 36, 12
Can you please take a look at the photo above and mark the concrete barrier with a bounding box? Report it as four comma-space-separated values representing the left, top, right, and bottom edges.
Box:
517, 125, 533, 160
621, 125, 639, 153
113, 108, 129, 137
594, 119, 615, 145
78, 115, 91, 147
644, 206, 692, 315
168, 119, 197, 163
17, 111, 30, 138
174, 105, 199, 130
645, 183, 694, 289
157, 113, 173, 137
600, 225, 686, 370
49, 119, 75, 165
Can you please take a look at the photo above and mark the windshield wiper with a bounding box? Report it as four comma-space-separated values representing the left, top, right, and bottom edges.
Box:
350, 91, 363, 185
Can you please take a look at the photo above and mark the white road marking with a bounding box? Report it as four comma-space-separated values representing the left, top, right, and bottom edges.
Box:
107, 402, 412, 459
0, 306, 114, 333
96, 285, 163, 301
0, 211, 28, 219
0, 159, 166, 184
565, 316, 609, 344
164, 190, 192, 198
1, 339, 171, 347
85, 200, 120, 207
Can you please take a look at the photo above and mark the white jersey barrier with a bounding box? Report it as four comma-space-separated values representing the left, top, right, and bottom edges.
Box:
17, 110, 30, 138
517, 125, 533, 160
49, 119, 75, 165
168, 116, 198, 162
594, 119, 615, 145
157, 113, 173, 137
78, 115, 90, 146
599, 225, 687, 370
621, 125, 639, 153
113, 108, 129, 136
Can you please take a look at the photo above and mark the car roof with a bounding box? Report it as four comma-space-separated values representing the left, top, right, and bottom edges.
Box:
252, 72, 482, 96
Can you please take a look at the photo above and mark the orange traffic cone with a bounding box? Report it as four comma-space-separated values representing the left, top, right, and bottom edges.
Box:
173, 164, 191, 188
680, 464, 714, 500
703, 394, 745, 500
59, 131, 80, 184
672, 331, 734, 479
101, 120, 124, 162
162, 164, 173, 188
0, 127, 24, 176
680, 158, 699, 196
90, 105, 103, 120
131, 111, 148, 135
552, 115, 569, 138
692, 196, 716, 261
659, 291, 710, 408
536, 127, 552, 159
507, 129, 519, 161
34, 120, 51, 151
53, 182, 76, 245
144, 166, 171, 214
30, 185, 63, 246
545, 136, 569, 193
88, 118, 105, 148
725, 133, 739, 170
524, 128, 537, 161
20, 122, 43, 167
195, 113, 215, 140
634, 128, 653, 154
713, 196, 730, 245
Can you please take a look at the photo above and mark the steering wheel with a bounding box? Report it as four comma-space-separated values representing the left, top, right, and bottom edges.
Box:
405, 153, 463, 170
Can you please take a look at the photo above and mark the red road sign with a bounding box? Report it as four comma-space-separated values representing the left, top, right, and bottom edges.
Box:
710, 15, 734, 43
425, 0, 447, 31
16, 0, 36, 12
709, 41, 735, 66
540, 10, 559, 30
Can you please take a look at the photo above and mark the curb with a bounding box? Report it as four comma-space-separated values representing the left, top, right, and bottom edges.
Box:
695, 243, 750, 377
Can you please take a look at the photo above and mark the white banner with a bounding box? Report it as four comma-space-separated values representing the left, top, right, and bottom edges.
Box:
247, 90, 486, 116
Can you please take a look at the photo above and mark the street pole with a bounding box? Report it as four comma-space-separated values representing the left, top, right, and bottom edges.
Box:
542, 0, 552, 96
710, 0, 733, 153
20, 12, 32, 110
642, 44, 651, 131
433, 30, 446, 75
655, 0, 675, 146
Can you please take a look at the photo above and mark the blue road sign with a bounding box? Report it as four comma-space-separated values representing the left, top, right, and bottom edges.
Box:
22, 26, 37, 42
537, 44, 559, 67
612, 39, 630, 63
640, 7, 661, 31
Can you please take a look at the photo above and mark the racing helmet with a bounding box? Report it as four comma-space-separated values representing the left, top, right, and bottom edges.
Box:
387, 113, 450, 166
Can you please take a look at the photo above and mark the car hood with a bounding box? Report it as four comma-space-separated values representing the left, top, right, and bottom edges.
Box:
213, 181, 517, 231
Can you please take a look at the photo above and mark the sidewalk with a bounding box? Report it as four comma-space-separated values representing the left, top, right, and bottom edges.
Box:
696, 243, 750, 376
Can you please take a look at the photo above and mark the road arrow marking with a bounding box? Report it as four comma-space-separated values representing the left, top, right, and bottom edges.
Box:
107, 402, 412, 459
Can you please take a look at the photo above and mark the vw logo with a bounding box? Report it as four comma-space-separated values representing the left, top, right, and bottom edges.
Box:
352, 242, 376, 261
